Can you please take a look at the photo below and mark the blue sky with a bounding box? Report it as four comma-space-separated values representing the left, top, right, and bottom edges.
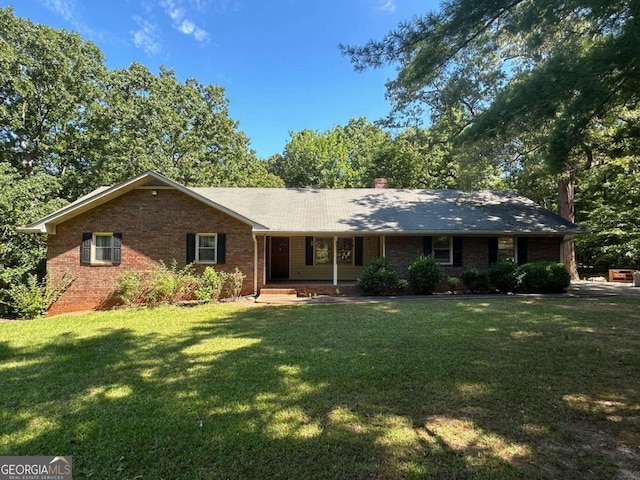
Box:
3, 0, 435, 158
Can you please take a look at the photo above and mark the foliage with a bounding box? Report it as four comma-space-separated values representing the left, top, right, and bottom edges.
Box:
115, 262, 198, 306
115, 272, 144, 307
461, 269, 491, 294
92, 63, 283, 189
357, 257, 405, 296
517, 262, 571, 294
269, 118, 391, 188
5, 272, 76, 319
488, 261, 520, 293
576, 153, 640, 270
447, 276, 460, 294
194, 267, 225, 303
115, 263, 244, 307
408, 255, 442, 294
221, 267, 246, 300
5, 275, 48, 319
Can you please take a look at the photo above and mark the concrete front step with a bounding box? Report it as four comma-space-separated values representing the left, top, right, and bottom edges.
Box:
259, 288, 298, 295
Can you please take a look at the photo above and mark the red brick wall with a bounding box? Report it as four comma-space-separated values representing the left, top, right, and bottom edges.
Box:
47, 188, 256, 315
385, 235, 561, 286
528, 237, 562, 262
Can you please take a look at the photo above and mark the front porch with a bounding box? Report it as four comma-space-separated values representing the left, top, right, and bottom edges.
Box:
262, 235, 381, 288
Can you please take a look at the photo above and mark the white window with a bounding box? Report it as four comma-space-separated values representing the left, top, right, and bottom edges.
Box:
314, 238, 332, 265
498, 236, 515, 262
92, 233, 115, 263
432, 236, 452, 264
196, 233, 217, 263
81, 232, 121, 265
314, 237, 354, 265
337, 238, 354, 265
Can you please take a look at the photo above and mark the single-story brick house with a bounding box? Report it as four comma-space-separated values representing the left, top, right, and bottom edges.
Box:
19, 171, 584, 315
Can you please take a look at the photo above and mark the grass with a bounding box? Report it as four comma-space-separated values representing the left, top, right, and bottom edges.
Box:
1, 297, 639, 479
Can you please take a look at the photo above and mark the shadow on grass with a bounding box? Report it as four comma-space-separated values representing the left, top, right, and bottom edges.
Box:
1, 298, 639, 479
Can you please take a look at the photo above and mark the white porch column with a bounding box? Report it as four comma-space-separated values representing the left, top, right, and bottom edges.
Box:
381, 235, 386, 257
333, 235, 338, 286
263, 236, 267, 286
252, 234, 258, 295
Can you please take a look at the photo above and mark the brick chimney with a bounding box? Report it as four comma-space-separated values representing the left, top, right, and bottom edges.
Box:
372, 178, 388, 189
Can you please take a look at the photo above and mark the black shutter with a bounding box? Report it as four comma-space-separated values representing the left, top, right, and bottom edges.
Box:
452, 236, 463, 266
80, 232, 92, 264
354, 237, 364, 266
112, 233, 122, 265
488, 237, 499, 265
217, 233, 226, 264
423, 236, 433, 256
186, 233, 196, 264
305, 236, 314, 266
517, 237, 528, 265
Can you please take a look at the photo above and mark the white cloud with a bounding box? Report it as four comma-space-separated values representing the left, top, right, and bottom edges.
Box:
193, 27, 209, 42
160, 0, 210, 44
41, 0, 103, 38
376, 0, 396, 12
131, 16, 161, 55
179, 20, 195, 34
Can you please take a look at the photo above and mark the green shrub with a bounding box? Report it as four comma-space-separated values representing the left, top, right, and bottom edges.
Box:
357, 257, 404, 295
7, 275, 48, 319
222, 268, 246, 299
145, 262, 197, 305
488, 261, 519, 293
6, 272, 76, 319
517, 261, 571, 293
447, 276, 460, 294
408, 255, 442, 294
115, 262, 197, 306
461, 269, 491, 294
115, 271, 144, 306
195, 266, 225, 302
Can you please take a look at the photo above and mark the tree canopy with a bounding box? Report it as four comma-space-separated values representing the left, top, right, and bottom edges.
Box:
342, 0, 640, 276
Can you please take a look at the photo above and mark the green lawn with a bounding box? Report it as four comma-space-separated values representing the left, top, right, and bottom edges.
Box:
1, 297, 639, 479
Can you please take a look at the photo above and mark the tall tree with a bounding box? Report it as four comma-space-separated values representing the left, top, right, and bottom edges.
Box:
270, 118, 390, 188
90, 63, 282, 189
0, 6, 107, 198
342, 0, 640, 278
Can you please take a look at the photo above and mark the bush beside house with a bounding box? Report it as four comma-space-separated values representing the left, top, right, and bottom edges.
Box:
115, 262, 246, 308
408, 255, 442, 294
358, 256, 571, 297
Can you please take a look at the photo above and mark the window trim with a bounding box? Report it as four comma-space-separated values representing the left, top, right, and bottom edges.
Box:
313, 236, 355, 266
432, 235, 453, 265
313, 237, 333, 266
196, 233, 218, 264
336, 237, 354, 266
497, 236, 516, 263
91, 232, 115, 265
81, 232, 121, 266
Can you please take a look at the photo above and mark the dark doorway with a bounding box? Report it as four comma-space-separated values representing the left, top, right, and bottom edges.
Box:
270, 237, 290, 279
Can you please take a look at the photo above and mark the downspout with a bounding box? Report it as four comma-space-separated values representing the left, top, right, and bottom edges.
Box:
252, 233, 258, 296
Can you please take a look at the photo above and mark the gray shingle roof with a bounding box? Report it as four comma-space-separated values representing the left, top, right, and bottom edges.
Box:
18, 170, 584, 236
191, 187, 584, 235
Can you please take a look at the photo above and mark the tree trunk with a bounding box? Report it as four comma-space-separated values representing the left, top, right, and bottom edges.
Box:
558, 173, 580, 280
